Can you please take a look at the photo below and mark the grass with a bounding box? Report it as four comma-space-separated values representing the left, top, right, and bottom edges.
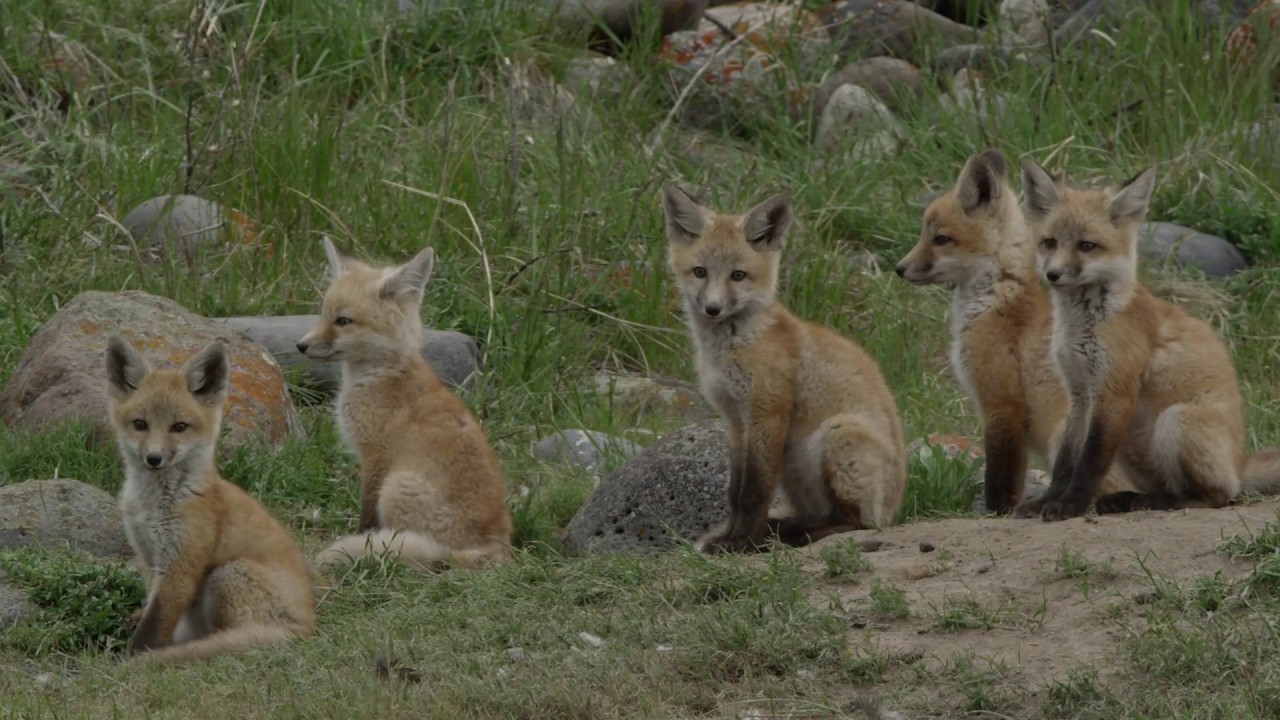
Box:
2, 0, 1280, 716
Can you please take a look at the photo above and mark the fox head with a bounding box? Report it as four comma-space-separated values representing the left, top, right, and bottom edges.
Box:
105, 336, 228, 474
296, 237, 434, 364
661, 184, 792, 325
1021, 159, 1155, 290
896, 148, 1028, 286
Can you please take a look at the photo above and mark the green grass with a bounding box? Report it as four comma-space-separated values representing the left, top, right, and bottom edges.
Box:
2, 0, 1280, 716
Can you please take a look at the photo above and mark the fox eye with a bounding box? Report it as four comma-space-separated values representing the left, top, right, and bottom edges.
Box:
1077, 241, 1097, 252
335, 316, 353, 327
170, 422, 189, 433
1041, 237, 1057, 250
692, 267, 707, 279
132, 419, 148, 431
932, 235, 953, 246
730, 270, 747, 282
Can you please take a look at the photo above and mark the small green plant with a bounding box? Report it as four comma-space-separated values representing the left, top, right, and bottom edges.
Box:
868, 578, 910, 620
897, 443, 984, 524
0, 546, 145, 655
1044, 666, 1108, 718
1051, 545, 1118, 597
819, 537, 871, 581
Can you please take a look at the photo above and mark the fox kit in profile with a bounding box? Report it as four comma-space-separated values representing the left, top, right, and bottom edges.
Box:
895, 149, 1129, 514
106, 336, 315, 664
297, 239, 512, 571
662, 185, 908, 553
1014, 161, 1280, 520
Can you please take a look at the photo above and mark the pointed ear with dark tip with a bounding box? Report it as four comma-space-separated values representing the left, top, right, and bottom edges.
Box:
105, 336, 150, 400
1108, 168, 1157, 225
323, 236, 354, 279
742, 193, 793, 251
1021, 158, 1060, 222
380, 246, 435, 302
980, 148, 1008, 178
183, 342, 229, 404
661, 184, 705, 245
956, 154, 1002, 214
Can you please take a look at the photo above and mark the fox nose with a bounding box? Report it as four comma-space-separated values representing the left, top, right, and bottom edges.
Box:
894, 264, 906, 278
295, 341, 310, 354
704, 305, 722, 318
145, 453, 163, 468
1045, 270, 1062, 283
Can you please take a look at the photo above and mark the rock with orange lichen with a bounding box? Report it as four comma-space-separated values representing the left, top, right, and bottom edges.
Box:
0, 291, 302, 455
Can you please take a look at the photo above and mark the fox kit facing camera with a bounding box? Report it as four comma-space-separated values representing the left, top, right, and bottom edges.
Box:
1014, 160, 1280, 520
106, 337, 315, 664
297, 239, 512, 571
894, 149, 1129, 514
662, 184, 907, 553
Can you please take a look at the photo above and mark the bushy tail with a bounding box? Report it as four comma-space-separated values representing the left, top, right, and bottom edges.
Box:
315, 529, 509, 574
135, 625, 296, 665
1244, 449, 1280, 494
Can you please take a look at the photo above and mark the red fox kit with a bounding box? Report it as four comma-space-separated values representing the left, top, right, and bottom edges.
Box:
662, 184, 907, 553
1014, 160, 1280, 520
895, 149, 1130, 513
297, 238, 512, 571
106, 336, 315, 664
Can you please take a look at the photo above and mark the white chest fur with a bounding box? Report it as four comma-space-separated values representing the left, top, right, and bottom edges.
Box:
118, 472, 189, 574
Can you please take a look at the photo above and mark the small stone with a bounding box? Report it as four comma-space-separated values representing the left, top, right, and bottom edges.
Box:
903, 565, 934, 580
860, 539, 892, 553
577, 631, 605, 649
815, 57, 923, 118
506, 647, 527, 663
656, 643, 674, 653
33, 673, 55, 689
968, 559, 995, 575
814, 83, 902, 159
919, 540, 937, 553
122, 195, 258, 265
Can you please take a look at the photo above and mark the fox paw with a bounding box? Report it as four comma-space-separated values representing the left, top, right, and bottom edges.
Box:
1038, 498, 1090, 522
1011, 498, 1045, 519
700, 534, 763, 555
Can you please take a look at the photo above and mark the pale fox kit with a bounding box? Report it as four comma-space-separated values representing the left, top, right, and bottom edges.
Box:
895, 149, 1129, 513
662, 184, 908, 553
298, 238, 512, 571
106, 336, 315, 664
1014, 160, 1280, 520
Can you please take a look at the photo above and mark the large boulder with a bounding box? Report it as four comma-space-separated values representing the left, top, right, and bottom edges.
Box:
219, 315, 482, 393
814, 56, 924, 118
820, 0, 979, 63
556, 0, 709, 53
122, 195, 258, 265
0, 480, 129, 558
0, 579, 33, 630
563, 420, 731, 554
0, 291, 302, 453
1138, 222, 1248, 279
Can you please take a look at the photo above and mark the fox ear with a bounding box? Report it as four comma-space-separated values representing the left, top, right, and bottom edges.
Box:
661, 184, 705, 245
742, 192, 793, 251
1020, 158, 1060, 222
956, 153, 1002, 214
381, 246, 435, 302
105, 336, 149, 400
183, 342, 229, 405
1108, 168, 1157, 225
322, 236, 356, 279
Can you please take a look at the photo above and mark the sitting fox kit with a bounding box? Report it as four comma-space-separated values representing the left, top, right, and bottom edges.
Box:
661, 184, 907, 553
1015, 160, 1280, 520
298, 238, 513, 571
106, 336, 316, 664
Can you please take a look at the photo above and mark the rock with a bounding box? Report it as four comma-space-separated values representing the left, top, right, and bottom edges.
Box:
935, 68, 1013, 134
562, 419, 730, 554
931, 43, 1020, 76
919, 540, 936, 553
814, 57, 923, 118
561, 53, 634, 103
1137, 222, 1248, 278
577, 631, 605, 649
0, 291, 302, 453
536, 429, 643, 473
506, 646, 527, 662
698, 2, 828, 63
591, 371, 713, 423
968, 558, 994, 575
556, 0, 710, 53
122, 195, 259, 266
219, 316, 481, 392
0, 580, 33, 629
820, 0, 979, 63
997, 0, 1051, 44
0, 480, 130, 558
920, 0, 1001, 24
813, 83, 903, 161
667, 129, 759, 172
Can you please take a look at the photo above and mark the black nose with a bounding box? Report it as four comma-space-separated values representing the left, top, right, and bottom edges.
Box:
295, 341, 309, 353
1045, 270, 1061, 283
894, 265, 906, 278
704, 305, 722, 318
145, 453, 163, 468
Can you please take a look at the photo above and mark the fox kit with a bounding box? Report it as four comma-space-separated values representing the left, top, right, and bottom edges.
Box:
297, 239, 512, 571
662, 184, 907, 553
106, 336, 315, 664
1014, 160, 1280, 520
895, 149, 1129, 514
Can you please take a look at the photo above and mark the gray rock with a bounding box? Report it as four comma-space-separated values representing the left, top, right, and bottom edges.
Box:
1138, 222, 1247, 279
0, 480, 130, 558
813, 83, 902, 159
932, 44, 1019, 76
0, 291, 302, 454
562, 420, 730, 554
821, 0, 979, 62
815, 57, 923, 119
561, 53, 633, 103
536, 429, 642, 473
0, 579, 33, 629
122, 195, 253, 266
219, 315, 481, 392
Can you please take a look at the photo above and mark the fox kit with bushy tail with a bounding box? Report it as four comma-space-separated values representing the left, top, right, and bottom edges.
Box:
662, 184, 907, 553
1013, 160, 1280, 520
297, 239, 512, 572
895, 149, 1130, 514
106, 337, 315, 664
